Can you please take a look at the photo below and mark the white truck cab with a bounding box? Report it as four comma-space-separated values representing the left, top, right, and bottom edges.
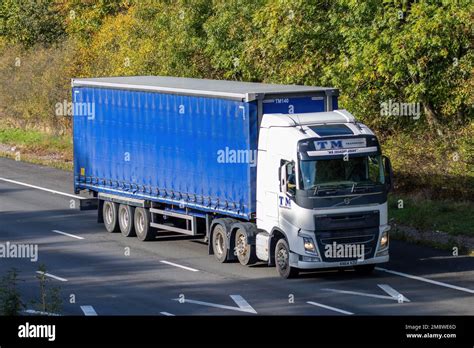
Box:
255, 109, 392, 278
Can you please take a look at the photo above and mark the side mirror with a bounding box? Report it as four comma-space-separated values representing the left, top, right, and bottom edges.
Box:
280, 165, 287, 194
382, 155, 393, 192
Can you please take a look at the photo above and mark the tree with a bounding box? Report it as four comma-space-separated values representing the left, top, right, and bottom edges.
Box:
61, 0, 131, 43
0, 0, 65, 47
239, 0, 341, 85
0, 268, 24, 315
326, 0, 473, 134
204, 0, 264, 80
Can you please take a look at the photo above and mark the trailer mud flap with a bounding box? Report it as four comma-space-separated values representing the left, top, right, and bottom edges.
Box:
79, 198, 99, 211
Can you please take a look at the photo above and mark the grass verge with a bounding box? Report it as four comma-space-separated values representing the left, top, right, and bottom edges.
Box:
0, 126, 73, 171
388, 195, 474, 238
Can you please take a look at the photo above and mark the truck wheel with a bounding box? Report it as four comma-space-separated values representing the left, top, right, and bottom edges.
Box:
103, 201, 120, 233
235, 228, 257, 266
119, 204, 136, 237
212, 224, 229, 263
134, 207, 155, 241
354, 264, 375, 275
275, 239, 299, 279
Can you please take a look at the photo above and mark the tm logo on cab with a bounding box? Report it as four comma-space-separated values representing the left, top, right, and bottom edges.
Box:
278, 195, 291, 209
315, 140, 343, 150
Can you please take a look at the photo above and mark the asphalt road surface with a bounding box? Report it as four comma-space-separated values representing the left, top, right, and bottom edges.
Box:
0, 157, 473, 316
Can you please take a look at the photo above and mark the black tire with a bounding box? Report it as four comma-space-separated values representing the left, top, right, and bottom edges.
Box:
212, 224, 229, 263
354, 264, 375, 275
103, 201, 120, 233
134, 207, 155, 241
235, 228, 257, 266
275, 239, 299, 279
118, 204, 136, 237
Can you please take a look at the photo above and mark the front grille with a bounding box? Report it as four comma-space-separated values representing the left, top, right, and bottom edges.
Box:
314, 211, 379, 262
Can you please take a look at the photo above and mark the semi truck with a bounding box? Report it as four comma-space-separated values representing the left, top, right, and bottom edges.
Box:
72, 76, 393, 278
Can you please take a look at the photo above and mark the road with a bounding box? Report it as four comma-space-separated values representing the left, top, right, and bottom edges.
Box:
0, 157, 473, 316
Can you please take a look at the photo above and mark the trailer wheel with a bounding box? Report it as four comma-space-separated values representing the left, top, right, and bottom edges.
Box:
119, 204, 136, 237
275, 239, 299, 279
235, 228, 257, 266
212, 224, 228, 263
103, 201, 120, 233
134, 207, 155, 241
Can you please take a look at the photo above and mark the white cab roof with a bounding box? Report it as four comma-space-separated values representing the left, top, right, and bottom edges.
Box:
261, 109, 375, 141
261, 110, 356, 128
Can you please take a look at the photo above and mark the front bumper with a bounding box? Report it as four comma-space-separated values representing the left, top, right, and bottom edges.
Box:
289, 252, 389, 269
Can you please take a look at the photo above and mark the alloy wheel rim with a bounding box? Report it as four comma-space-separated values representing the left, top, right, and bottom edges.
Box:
120, 209, 129, 228
137, 212, 145, 234
105, 204, 113, 225
277, 246, 288, 270
215, 232, 224, 256
236, 233, 247, 257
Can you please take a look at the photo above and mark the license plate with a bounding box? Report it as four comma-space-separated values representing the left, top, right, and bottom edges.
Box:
339, 260, 357, 266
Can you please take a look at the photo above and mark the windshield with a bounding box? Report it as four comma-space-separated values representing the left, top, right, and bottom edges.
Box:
299, 155, 384, 191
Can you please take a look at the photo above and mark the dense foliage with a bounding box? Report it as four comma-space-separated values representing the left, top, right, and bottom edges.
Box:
0, 0, 472, 198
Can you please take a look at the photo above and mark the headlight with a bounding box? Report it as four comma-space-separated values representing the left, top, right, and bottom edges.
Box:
380, 230, 389, 249
303, 237, 316, 254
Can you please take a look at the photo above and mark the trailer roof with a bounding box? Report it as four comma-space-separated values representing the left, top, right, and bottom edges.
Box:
71, 76, 338, 102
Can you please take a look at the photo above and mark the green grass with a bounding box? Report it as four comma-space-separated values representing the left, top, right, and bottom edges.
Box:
388, 195, 474, 237
0, 126, 73, 171
0, 127, 71, 153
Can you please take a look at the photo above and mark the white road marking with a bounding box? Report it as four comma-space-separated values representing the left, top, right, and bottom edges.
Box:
160, 260, 199, 272
322, 288, 395, 301
174, 295, 257, 314
23, 309, 60, 316
307, 301, 354, 315
160, 312, 175, 316
52, 229, 84, 240
229, 295, 257, 314
419, 255, 470, 261
376, 267, 474, 294
36, 271, 68, 282
378, 284, 410, 302
0, 177, 84, 200
81, 305, 97, 316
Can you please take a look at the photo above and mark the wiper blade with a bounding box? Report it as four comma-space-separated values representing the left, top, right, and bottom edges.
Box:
351, 182, 376, 193
312, 184, 343, 195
